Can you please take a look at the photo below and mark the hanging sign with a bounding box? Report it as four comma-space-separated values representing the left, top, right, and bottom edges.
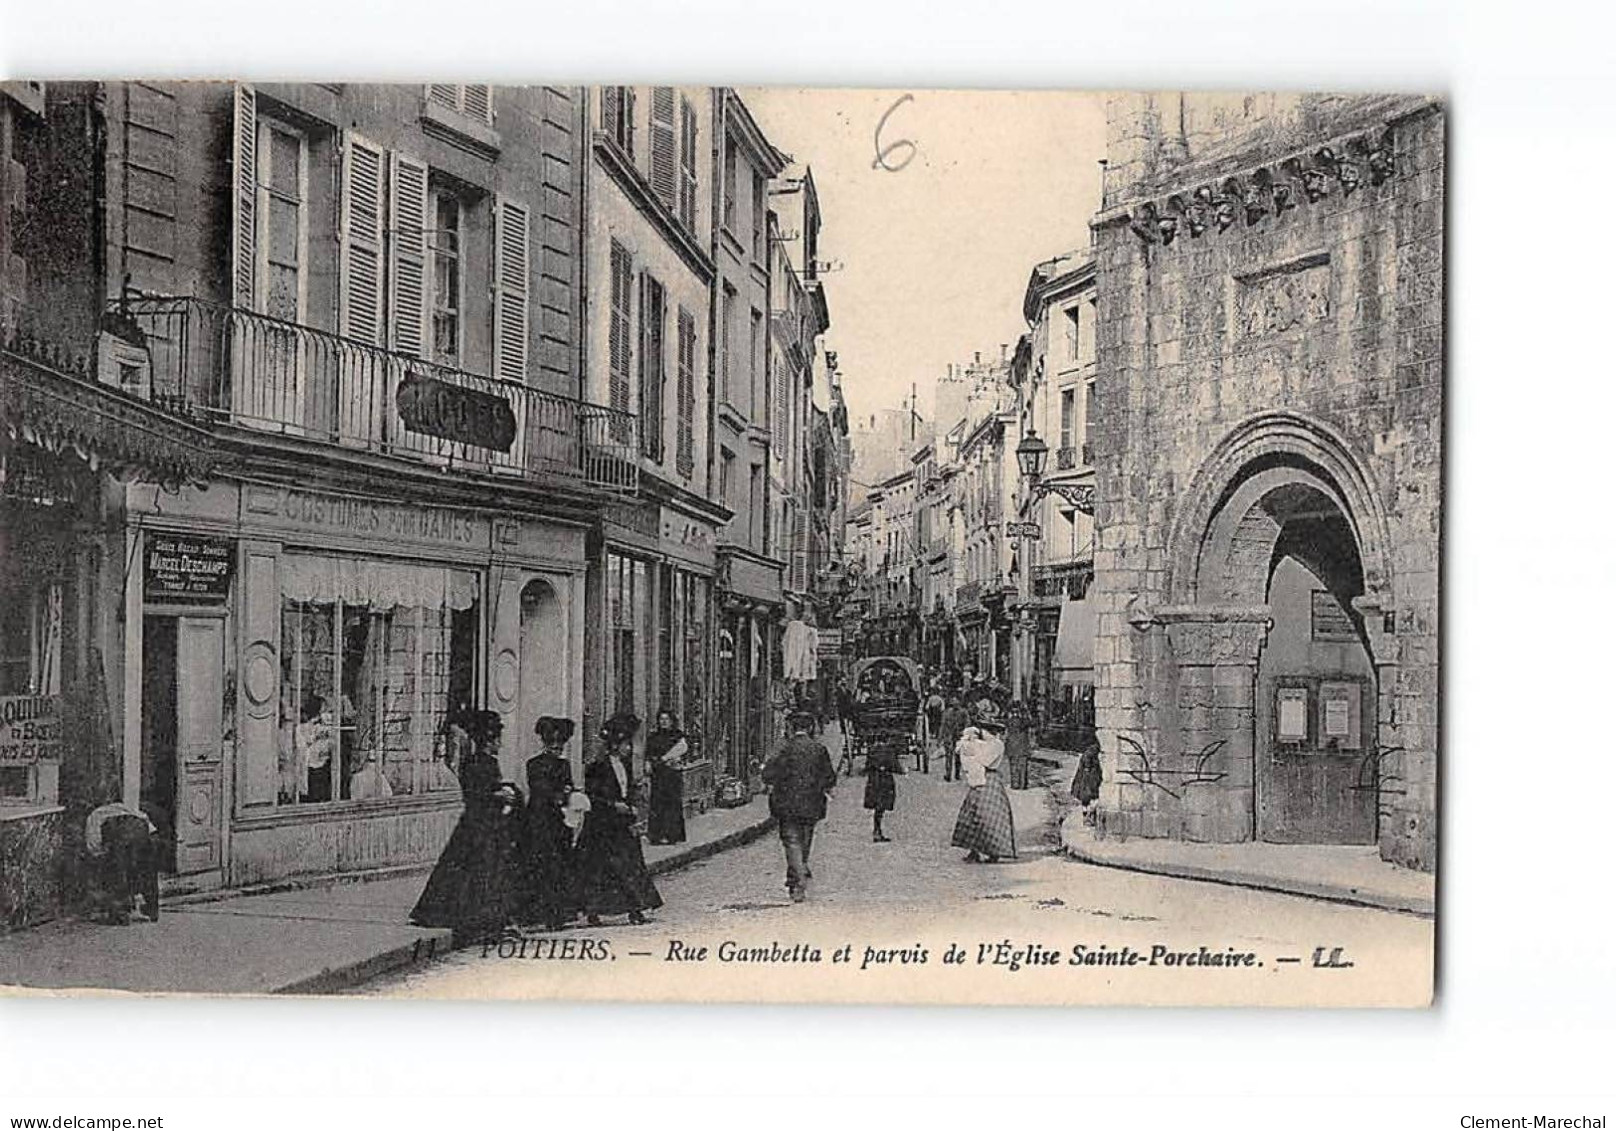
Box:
144, 534, 234, 604
396, 372, 517, 453
1005, 521, 1043, 540
0, 694, 62, 764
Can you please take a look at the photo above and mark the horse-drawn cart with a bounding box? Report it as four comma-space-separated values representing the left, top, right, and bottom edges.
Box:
842, 656, 923, 773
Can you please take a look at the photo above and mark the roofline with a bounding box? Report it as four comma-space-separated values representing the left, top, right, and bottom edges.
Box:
1022, 252, 1097, 325
723, 88, 788, 177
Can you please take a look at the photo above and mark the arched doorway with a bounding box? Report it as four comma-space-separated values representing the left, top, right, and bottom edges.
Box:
1111, 411, 1400, 848
1196, 465, 1377, 843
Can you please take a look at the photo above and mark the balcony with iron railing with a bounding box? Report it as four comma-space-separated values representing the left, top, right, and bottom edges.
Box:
120, 296, 638, 494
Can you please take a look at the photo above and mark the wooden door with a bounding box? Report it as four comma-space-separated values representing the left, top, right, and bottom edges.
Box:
1257, 676, 1376, 844
174, 617, 225, 874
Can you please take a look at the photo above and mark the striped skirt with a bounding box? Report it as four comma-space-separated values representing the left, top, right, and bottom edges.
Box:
951, 768, 1017, 859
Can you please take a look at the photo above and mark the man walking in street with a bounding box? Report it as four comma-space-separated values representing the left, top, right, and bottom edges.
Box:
761, 709, 838, 903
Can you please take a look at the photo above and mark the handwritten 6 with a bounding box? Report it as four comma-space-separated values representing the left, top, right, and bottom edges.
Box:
873, 93, 918, 172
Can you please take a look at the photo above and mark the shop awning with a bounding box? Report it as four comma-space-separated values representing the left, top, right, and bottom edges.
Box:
1, 341, 216, 488
1054, 598, 1095, 675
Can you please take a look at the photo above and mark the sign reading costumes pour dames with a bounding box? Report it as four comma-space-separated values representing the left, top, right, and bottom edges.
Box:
144, 533, 235, 604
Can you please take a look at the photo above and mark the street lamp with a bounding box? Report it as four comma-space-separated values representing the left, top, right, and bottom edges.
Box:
1016, 427, 1050, 484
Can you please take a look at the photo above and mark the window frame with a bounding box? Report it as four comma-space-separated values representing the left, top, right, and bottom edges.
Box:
254, 116, 309, 324
429, 188, 463, 366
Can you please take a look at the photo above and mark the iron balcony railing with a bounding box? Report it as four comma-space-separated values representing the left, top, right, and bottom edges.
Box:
121, 296, 638, 495
1056, 445, 1077, 471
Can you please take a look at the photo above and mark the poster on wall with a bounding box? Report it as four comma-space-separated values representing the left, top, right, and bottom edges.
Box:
143, 534, 235, 604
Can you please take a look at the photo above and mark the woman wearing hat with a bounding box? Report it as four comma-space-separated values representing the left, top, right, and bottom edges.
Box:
644, 709, 690, 846
411, 709, 522, 944
575, 712, 663, 925
519, 716, 583, 931
949, 701, 1018, 863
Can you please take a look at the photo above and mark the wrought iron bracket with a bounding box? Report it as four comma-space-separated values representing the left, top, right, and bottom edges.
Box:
1034, 481, 1095, 515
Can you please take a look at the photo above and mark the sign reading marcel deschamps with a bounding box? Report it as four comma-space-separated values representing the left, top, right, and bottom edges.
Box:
144, 533, 234, 604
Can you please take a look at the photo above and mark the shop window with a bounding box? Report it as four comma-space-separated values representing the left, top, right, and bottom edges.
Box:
0, 572, 62, 804
278, 555, 479, 806
605, 552, 652, 722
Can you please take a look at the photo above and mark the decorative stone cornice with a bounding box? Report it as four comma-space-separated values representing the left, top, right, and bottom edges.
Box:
1107, 123, 1401, 249
1, 332, 216, 490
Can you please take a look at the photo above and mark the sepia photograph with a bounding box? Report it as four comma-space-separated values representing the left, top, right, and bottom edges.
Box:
0, 80, 1443, 1007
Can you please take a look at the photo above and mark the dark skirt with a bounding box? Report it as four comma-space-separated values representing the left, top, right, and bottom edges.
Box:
576, 815, 663, 916
411, 807, 518, 942
863, 767, 896, 812
647, 763, 687, 845
517, 804, 580, 927
1071, 749, 1103, 806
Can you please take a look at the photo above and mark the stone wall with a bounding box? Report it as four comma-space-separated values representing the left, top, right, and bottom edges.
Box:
1089, 93, 1442, 870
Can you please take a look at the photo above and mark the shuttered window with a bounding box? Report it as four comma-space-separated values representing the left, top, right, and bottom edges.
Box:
492, 197, 531, 383
649, 87, 678, 213
425, 84, 494, 125
231, 84, 257, 309
678, 96, 698, 232
639, 273, 666, 462
608, 241, 634, 423
676, 307, 696, 478
388, 153, 430, 358
340, 133, 385, 346
603, 86, 634, 158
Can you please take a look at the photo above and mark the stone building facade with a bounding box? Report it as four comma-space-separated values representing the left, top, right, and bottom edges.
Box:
1088, 93, 1442, 871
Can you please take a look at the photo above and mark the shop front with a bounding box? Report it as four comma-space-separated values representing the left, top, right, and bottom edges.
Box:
589, 501, 717, 811
2, 339, 216, 928
122, 480, 586, 890
714, 548, 781, 790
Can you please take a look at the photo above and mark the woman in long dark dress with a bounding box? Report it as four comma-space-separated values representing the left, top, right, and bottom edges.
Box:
410, 710, 521, 945
864, 742, 898, 842
520, 716, 582, 931
1004, 701, 1034, 790
645, 710, 689, 846
575, 712, 663, 926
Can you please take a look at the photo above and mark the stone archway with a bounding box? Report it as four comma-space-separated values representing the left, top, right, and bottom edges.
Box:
1158, 410, 1393, 845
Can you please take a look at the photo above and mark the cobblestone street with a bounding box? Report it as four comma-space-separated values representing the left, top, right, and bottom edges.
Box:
362, 730, 1433, 1006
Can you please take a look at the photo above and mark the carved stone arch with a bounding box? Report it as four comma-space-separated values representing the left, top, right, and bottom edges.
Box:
1167, 410, 1392, 608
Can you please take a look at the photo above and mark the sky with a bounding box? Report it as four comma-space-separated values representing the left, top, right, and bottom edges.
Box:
741, 88, 1107, 424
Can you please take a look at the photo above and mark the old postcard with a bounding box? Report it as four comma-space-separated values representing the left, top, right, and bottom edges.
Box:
0, 84, 1440, 1006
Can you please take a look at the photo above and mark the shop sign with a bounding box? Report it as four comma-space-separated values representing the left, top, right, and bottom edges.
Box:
1005, 521, 1043, 540
660, 508, 716, 570
817, 629, 843, 657
0, 694, 61, 765
144, 533, 234, 604
250, 487, 486, 549
396, 372, 517, 453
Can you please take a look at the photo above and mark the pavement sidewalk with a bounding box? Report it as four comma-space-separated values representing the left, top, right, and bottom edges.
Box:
1036, 748, 1435, 918
0, 793, 775, 996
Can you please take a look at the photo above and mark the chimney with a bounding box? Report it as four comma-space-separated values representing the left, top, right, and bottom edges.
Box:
1000, 343, 1007, 361
974, 351, 981, 365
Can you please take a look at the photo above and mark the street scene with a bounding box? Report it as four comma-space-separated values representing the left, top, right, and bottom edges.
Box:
0, 83, 1442, 1005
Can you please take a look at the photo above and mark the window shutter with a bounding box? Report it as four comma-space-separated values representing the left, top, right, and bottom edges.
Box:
388, 152, 430, 358
638, 273, 667, 462
463, 84, 492, 124
602, 87, 622, 140
608, 243, 633, 418
678, 96, 698, 231
427, 84, 458, 111
492, 197, 531, 383
339, 132, 385, 346
649, 88, 677, 212
676, 306, 696, 478
231, 84, 257, 310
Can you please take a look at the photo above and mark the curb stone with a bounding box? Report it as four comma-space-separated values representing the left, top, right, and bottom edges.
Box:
275, 810, 779, 993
